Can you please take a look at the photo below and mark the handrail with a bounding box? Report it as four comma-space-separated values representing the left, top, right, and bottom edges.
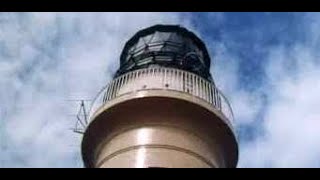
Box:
88, 67, 235, 128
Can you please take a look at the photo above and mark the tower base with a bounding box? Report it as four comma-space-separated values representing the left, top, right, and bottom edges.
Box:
82, 90, 238, 168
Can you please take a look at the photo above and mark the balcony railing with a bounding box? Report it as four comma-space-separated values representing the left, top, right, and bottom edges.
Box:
88, 67, 235, 128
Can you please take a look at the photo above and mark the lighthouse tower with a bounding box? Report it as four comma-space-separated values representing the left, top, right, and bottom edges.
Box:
81, 25, 238, 168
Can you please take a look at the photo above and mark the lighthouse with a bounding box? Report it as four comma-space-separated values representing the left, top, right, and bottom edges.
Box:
81, 25, 238, 168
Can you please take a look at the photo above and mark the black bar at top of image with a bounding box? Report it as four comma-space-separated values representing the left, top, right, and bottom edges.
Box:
1, 0, 320, 12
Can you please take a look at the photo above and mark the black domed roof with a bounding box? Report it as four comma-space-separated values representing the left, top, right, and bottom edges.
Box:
120, 24, 211, 68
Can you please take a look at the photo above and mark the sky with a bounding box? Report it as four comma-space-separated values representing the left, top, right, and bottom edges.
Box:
0, 12, 320, 168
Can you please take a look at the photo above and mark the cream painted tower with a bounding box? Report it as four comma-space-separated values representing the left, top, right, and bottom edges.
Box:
81, 25, 238, 168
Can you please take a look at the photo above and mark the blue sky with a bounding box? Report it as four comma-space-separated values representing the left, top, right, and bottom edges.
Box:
1, 12, 320, 168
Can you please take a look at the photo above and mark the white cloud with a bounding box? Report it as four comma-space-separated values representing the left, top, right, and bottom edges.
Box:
240, 59, 320, 167
203, 13, 320, 168
239, 14, 320, 167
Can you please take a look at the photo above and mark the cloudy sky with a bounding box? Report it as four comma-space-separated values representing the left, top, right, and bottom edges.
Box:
1, 12, 320, 168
